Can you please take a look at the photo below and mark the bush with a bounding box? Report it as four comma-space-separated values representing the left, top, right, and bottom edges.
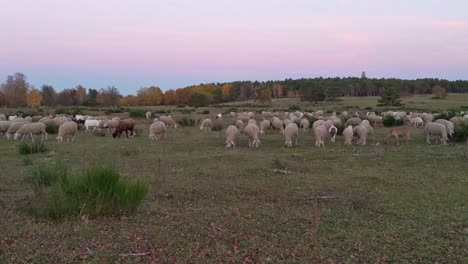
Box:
104, 107, 125, 115
55, 108, 84, 116
336, 123, 346, 136
188, 93, 209, 107
198, 110, 210, 115
212, 123, 223, 131
452, 125, 468, 142
223, 107, 238, 115
178, 109, 193, 114
24, 162, 148, 219
46, 124, 58, 134
177, 104, 186, 108
289, 105, 300, 111
177, 117, 196, 127
18, 142, 48, 155
128, 109, 148, 118
433, 112, 454, 121
383, 116, 404, 127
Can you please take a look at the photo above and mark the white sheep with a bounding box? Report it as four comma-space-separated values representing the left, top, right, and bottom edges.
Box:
145, 111, 152, 121
261, 111, 273, 120
283, 119, 292, 128
329, 125, 338, 143
5, 121, 29, 140
421, 113, 434, 124
314, 124, 327, 147
216, 113, 222, 119
360, 120, 370, 126
248, 119, 257, 125
312, 120, 324, 130
434, 119, 455, 138
410, 117, 424, 127
343, 125, 354, 146
235, 119, 245, 131
284, 123, 299, 148
345, 117, 362, 127
0, 114, 6, 121
56, 121, 78, 143
85, 120, 100, 132
424, 122, 448, 145
160, 116, 177, 128
354, 125, 368, 145
243, 123, 260, 148
199, 118, 213, 133
271, 117, 284, 134
149, 121, 167, 141
367, 115, 382, 126
300, 118, 310, 132
225, 125, 240, 148
0, 121, 12, 137
449, 116, 466, 127
14, 123, 47, 142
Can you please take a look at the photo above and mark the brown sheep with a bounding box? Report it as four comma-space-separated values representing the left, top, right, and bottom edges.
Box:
384, 126, 412, 145
112, 119, 135, 138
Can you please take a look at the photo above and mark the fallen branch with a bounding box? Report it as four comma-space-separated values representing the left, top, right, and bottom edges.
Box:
119, 252, 148, 257
273, 169, 291, 174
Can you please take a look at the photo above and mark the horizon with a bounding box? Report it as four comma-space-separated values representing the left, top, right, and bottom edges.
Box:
1, 0, 467, 95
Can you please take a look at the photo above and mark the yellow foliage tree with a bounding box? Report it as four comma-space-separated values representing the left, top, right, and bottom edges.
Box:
137, 86, 164, 105
221, 83, 233, 101
163, 89, 177, 105
26, 89, 42, 108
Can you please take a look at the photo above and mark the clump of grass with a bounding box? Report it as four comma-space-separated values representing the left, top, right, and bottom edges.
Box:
128, 109, 148, 118
178, 109, 193, 114
289, 105, 300, 111
383, 116, 404, 127
24, 161, 148, 219
223, 107, 238, 115
212, 123, 223, 131
45, 124, 58, 134
22, 156, 33, 166
452, 124, 468, 142
177, 117, 196, 127
18, 142, 48, 155
104, 107, 125, 115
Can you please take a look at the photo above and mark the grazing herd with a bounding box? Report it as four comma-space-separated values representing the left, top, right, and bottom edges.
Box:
0, 109, 467, 149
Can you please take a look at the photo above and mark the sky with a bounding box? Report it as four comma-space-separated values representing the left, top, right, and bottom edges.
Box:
0, 0, 467, 95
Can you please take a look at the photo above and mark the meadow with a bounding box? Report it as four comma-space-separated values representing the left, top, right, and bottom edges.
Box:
0, 95, 467, 263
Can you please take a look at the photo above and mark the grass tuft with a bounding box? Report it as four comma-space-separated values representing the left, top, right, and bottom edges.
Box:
383, 116, 404, 127
18, 142, 48, 155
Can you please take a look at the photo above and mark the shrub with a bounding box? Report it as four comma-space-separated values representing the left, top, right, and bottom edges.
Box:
223, 107, 238, 115
336, 123, 346, 136
18, 142, 48, 155
198, 110, 210, 115
128, 109, 147, 118
46, 124, 58, 134
24, 162, 148, 219
188, 93, 209, 107
177, 117, 196, 127
433, 112, 454, 120
452, 125, 468, 142
383, 116, 404, 127
104, 107, 125, 115
212, 123, 223, 131
178, 109, 193, 114
289, 105, 300, 111
177, 104, 186, 108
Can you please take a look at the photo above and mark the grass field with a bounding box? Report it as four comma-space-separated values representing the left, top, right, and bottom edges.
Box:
1, 96, 468, 263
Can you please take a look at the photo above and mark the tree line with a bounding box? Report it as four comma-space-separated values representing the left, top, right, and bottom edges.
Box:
1, 72, 467, 108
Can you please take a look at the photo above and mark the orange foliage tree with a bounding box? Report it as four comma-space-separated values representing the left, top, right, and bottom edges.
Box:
163, 89, 177, 105
26, 89, 43, 108
137, 86, 164, 105
221, 83, 233, 101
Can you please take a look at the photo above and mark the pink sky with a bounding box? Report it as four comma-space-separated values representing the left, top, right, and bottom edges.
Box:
0, 1, 467, 94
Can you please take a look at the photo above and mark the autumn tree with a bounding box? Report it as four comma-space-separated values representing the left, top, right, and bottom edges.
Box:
1, 73, 29, 107
212, 88, 222, 103
432, 85, 447, 99
256, 88, 272, 103
221, 83, 233, 101
26, 88, 43, 108
163, 89, 177, 105
75, 85, 87, 105
40, 85, 57, 106
137, 86, 163, 105
98, 86, 121, 106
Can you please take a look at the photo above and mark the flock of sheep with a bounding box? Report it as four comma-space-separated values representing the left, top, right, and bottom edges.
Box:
0, 109, 467, 148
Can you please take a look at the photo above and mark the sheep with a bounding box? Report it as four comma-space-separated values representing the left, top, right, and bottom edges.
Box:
0, 121, 12, 137
284, 123, 299, 148
343, 125, 354, 146
367, 115, 382, 126
159, 116, 177, 128
312, 120, 324, 130
215, 113, 222, 119
449, 116, 466, 127
283, 119, 292, 128
31, 115, 43, 122
107, 117, 121, 132
12, 117, 25, 122
85, 120, 100, 132
229, 112, 236, 120
329, 125, 337, 143
314, 124, 327, 147
225, 125, 240, 148
300, 118, 310, 132
53, 116, 69, 126
360, 120, 370, 126
434, 119, 455, 138
145, 111, 152, 121
236, 114, 249, 123
364, 125, 375, 144
24, 116, 32, 122
56, 121, 78, 143
271, 117, 284, 134
315, 110, 324, 117
323, 120, 333, 130
424, 122, 448, 145
95, 115, 108, 121
259, 120, 271, 135
243, 123, 260, 148
39, 118, 55, 127
341, 111, 349, 119
247, 112, 255, 119
248, 119, 257, 125
5, 122, 29, 140
0, 114, 6, 121
235, 119, 245, 131
330, 117, 342, 127
345, 117, 362, 127
199, 118, 213, 133
14, 123, 47, 142
8, 115, 18, 121
421, 113, 434, 124
410, 117, 424, 128
353, 125, 368, 145
261, 111, 273, 120
112, 119, 136, 138
384, 126, 412, 145
149, 121, 167, 141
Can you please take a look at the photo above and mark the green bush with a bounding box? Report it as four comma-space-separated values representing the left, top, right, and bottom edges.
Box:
433, 112, 453, 121
24, 162, 148, 219
212, 123, 223, 131
55, 108, 84, 116
188, 93, 209, 107
383, 116, 404, 127
289, 105, 300, 111
104, 107, 125, 115
18, 142, 48, 155
46, 124, 58, 134
223, 107, 238, 115
452, 125, 468, 142
128, 109, 147, 118
178, 109, 193, 114
177, 117, 196, 127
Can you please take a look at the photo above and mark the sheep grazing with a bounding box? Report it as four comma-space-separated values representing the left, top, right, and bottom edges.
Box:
5, 122, 29, 140
215, 113, 222, 119
112, 119, 135, 138
235, 119, 245, 131
149, 121, 167, 141
236, 114, 249, 123
248, 119, 257, 125
262, 111, 273, 120
315, 110, 324, 117
229, 112, 236, 120
14, 123, 47, 142
283, 119, 292, 128
247, 112, 255, 119
421, 113, 434, 124
323, 120, 333, 130
84, 120, 100, 132
367, 115, 382, 126
360, 120, 370, 127
243, 123, 260, 148
107, 117, 121, 132
434, 119, 455, 138
449, 116, 466, 127
314, 124, 327, 147
424, 122, 448, 145
56, 121, 78, 143
330, 117, 342, 127
284, 123, 299, 148
159, 116, 177, 128
384, 126, 412, 145
343, 125, 354, 146
410, 117, 424, 128
259, 119, 271, 135
271, 117, 284, 134
354, 125, 368, 145
300, 118, 310, 132
329, 125, 337, 143
0, 114, 6, 121
312, 120, 324, 130
0, 121, 12, 137
146, 111, 152, 121
344, 117, 362, 127
31, 115, 43, 122
199, 118, 213, 133
225, 125, 240, 148
8, 115, 18, 121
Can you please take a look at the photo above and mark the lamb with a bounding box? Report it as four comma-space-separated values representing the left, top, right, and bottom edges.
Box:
329, 125, 337, 143
300, 118, 310, 132
243, 123, 260, 148
271, 117, 284, 134
284, 123, 299, 148
0, 121, 12, 137
14, 123, 47, 142
149, 121, 167, 141
159, 116, 177, 128
199, 118, 213, 133
353, 125, 368, 145
56, 121, 78, 143
344, 117, 362, 127
434, 119, 455, 138
112, 119, 136, 138
343, 125, 354, 146
424, 122, 448, 145
259, 119, 271, 135
146, 111, 152, 121
225, 125, 240, 148
85, 120, 100, 132
410, 117, 424, 127
314, 124, 327, 147
384, 126, 412, 145
5, 122, 29, 140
